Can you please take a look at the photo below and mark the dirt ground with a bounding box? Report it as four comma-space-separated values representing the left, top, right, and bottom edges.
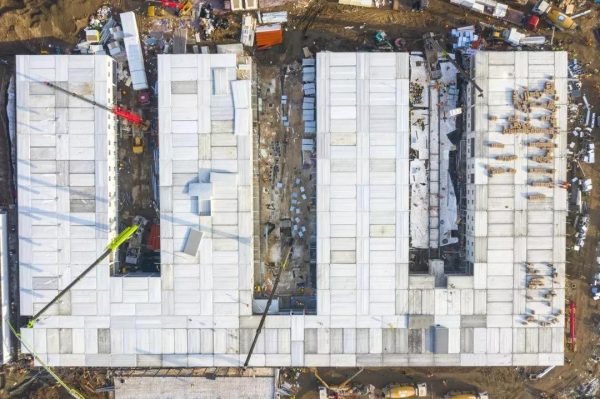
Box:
0, 0, 599, 397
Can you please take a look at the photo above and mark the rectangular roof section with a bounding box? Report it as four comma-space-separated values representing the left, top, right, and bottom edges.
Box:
16, 55, 118, 318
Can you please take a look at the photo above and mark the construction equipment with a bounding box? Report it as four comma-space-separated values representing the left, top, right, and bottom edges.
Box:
375, 31, 393, 51
567, 300, 576, 351
491, 27, 546, 46
25, 225, 140, 328
533, 0, 577, 30
444, 393, 489, 399
243, 244, 292, 368
425, 33, 484, 95
43, 81, 143, 125
313, 368, 364, 397
146, 4, 157, 17
133, 134, 144, 154
178, 0, 193, 16
147, 0, 192, 15
125, 216, 148, 266
383, 383, 428, 398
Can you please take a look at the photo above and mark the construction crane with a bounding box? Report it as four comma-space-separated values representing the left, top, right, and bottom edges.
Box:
43, 81, 144, 125
424, 32, 484, 95
314, 368, 365, 397
147, 0, 192, 15
243, 244, 292, 368
25, 225, 139, 328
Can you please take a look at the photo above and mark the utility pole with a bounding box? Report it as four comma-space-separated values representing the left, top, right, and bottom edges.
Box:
243, 245, 292, 368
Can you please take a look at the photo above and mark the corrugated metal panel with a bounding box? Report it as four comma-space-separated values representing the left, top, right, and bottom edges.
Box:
255, 25, 283, 49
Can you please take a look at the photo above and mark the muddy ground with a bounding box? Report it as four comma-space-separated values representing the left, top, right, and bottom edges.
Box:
0, 0, 599, 398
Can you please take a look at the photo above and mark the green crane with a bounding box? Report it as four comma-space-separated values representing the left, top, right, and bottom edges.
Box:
25, 225, 139, 328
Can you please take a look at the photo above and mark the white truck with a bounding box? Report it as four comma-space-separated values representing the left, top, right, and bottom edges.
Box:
500, 28, 546, 46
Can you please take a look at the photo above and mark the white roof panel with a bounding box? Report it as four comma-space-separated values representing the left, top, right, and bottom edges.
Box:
16, 51, 567, 368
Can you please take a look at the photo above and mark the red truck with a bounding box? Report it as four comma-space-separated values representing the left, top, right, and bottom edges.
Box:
504, 8, 540, 29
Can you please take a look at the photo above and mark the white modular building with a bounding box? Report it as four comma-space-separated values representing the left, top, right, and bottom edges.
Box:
15, 51, 566, 367
17, 55, 119, 320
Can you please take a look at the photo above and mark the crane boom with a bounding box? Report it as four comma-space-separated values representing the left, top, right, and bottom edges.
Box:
146, 0, 185, 10
43, 81, 143, 125
424, 33, 484, 95
25, 225, 140, 328
243, 246, 292, 368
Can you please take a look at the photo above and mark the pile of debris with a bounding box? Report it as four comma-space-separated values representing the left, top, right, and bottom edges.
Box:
573, 211, 589, 251
290, 183, 309, 239
569, 127, 595, 164
198, 3, 230, 40
451, 26, 479, 50
576, 378, 599, 398
409, 82, 424, 105
77, 5, 123, 55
